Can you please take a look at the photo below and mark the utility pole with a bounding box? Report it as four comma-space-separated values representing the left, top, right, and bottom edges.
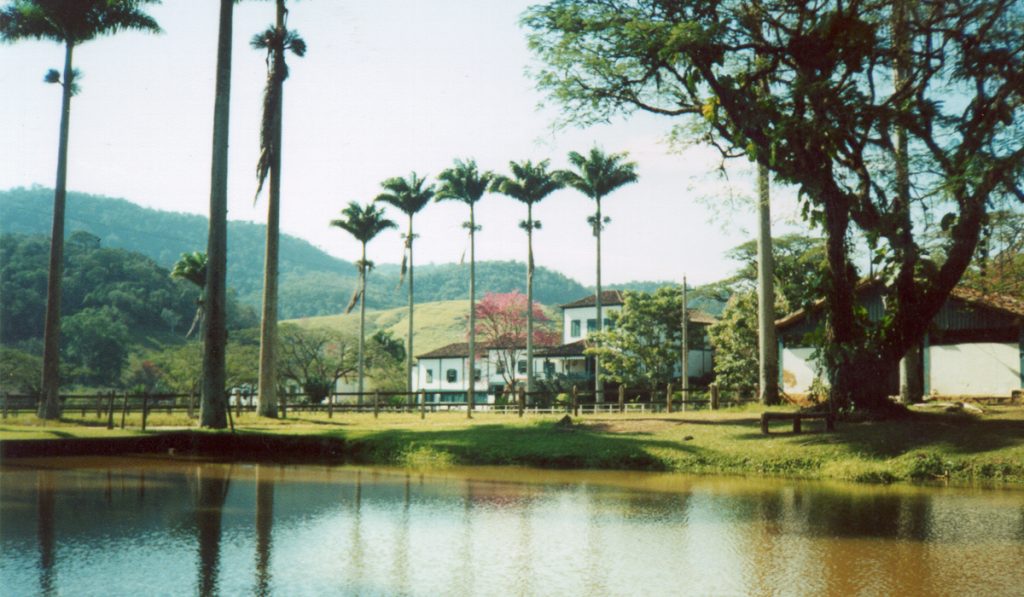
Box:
681, 276, 689, 393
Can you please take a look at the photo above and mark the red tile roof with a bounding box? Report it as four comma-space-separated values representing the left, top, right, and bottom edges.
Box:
560, 290, 627, 309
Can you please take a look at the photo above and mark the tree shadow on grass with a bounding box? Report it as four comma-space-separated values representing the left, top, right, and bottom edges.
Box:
345, 422, 703, 471
734, 410, 1024, 458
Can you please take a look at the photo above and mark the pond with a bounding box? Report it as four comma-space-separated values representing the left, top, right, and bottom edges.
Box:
2, 458, 1023, 596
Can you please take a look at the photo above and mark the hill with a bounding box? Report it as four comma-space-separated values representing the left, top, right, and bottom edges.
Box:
0, 187, 596, 316
287, 300, 562, 357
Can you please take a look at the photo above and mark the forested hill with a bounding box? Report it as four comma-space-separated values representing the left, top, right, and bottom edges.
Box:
0, 187, 595, 317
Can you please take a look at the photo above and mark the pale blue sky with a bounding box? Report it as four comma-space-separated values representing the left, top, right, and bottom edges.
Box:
0, 0, 803, 286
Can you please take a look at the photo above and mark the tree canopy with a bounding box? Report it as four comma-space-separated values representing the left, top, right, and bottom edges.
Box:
525, 0, 1024, 410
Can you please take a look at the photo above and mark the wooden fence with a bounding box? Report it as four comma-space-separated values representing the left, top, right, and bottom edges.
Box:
0, 383, 759, 427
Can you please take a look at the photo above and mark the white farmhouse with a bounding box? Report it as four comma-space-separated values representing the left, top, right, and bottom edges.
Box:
413, 290, 717, 404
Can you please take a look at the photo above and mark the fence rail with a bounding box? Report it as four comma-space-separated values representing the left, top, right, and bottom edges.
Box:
1, 383, 760, 428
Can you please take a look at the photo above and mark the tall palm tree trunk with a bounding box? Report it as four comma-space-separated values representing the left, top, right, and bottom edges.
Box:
594, 198, 604, 402
407, 216, 414, 397
201, 0, 234, 429
357, 244, 367, 405
38, 41, 75, 420
257, 1, 286, 418
467, 205, 476, 418
526, 204, 535, 397
757, 163, 779, 405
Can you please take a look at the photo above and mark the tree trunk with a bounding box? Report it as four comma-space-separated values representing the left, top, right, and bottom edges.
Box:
38, 41, 75, 420
526, 203, 534, 398
257, 1, 287, 418
757, 163, 779, 405
357, 243, 367, 405
594, 197, 604, 402
200, 0, 233, 429
407, 214, 415, 396
467, 203, 476, 418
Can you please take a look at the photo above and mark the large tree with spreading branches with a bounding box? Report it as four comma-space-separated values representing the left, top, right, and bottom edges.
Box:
525, 0, 1024, 412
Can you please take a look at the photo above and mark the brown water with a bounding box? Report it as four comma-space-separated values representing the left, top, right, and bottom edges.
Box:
1, 458, 1022, 596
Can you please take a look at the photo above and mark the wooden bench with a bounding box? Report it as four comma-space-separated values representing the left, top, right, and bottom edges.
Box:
760, 411, 835, 434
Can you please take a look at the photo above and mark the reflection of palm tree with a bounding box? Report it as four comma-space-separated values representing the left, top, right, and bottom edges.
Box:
254, 465, 274, 597
437, 159, 494, 416
557, 148, 638, 401
195, 465, 232, 597
375, 173, 435, 394
37, 469, 56, 596
171, 252, 208, 338
492, 160, 563, 395
0, 0, 161, 420
252, 0, 306, 419
202, 0, 237, 430
331, 203, 396, 402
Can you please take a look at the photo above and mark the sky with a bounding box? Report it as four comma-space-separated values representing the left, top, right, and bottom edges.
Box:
0, 0, 808, 287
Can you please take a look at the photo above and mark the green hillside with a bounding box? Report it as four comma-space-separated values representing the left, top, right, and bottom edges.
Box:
288, 300, 563, 357
0, 187, 595, 317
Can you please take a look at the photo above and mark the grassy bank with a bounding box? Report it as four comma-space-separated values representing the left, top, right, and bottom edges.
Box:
2, 406, 1023, 486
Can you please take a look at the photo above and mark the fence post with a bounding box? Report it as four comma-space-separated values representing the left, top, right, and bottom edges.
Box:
710, 383, 720, 410
518, 387, 525, 417
419, 390, 426, 420
280, 392, 287, 419
618, 385, 625, 414
141, 393, 149, 431
666, 383, 673, 414
374, 391, 380, 419
2, 392, 7, 419
97, 394, 104, 418
120, 392, 129, 429
235, 392, 242, 420
188, 389, 195, 419
106, 392, 116, 429
328, 393, 334, 419
572, 385, 579, 417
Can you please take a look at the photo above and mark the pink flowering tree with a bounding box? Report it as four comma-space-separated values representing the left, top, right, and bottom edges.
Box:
473, 292, 560, 389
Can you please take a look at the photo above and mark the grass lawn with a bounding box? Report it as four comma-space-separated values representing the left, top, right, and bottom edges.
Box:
2, 404, 1023, 486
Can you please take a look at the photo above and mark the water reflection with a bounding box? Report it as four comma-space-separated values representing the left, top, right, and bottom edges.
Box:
1, 460, 1022, 596
254, 465, 274, 597
194, 465, 230, 597
37, 470, 56, 597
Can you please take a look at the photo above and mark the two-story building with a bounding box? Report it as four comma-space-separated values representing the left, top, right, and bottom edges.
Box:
413, 290, 717, 404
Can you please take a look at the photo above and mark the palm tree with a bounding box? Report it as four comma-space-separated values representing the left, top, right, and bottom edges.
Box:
331, 202, 396, 403
200, 0, 237, 429
491, 160, 563, 397
0, 0, 161, 419
436, 159, 494, 417
374, 173, 435, 399
171, 251, 208, 338
252, 0, 305, 418
557, 147, 638, 402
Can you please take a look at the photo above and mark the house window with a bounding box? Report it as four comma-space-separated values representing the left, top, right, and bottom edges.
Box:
570, 320, 581, 337
587, 318, 597, 333
604, 318, 613, 330
425, 369, 433, 383
474, 368, 482, 382
543, 361, 555, 376
446, 369, 458, 383
496, 361, 505, 374
517, 360, 527, 374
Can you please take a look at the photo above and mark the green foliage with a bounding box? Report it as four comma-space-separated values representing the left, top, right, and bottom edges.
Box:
278, 325, 359, 402
707, 291, 759, 394
588, 287, 706, 390
0, 346, 41, 395
62, 307, 129, 387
